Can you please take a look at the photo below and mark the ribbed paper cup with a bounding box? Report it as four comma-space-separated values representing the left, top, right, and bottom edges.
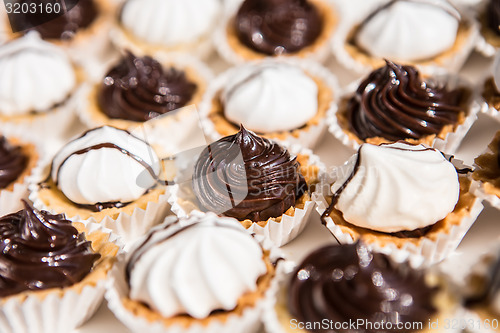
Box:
105, 223, 284, 333
0, 222, 121, 333
312, 158, 484, 267
327, 73, 479, 155
199, 57, 339, 150
168, 143, 323, 247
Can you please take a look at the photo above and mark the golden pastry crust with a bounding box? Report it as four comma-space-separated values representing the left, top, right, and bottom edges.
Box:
482, 77, 500, 111
335, 88, 469, 147
225, 0, 337, 61
344, 18, 474, 70
0, 223, 119, 304
83, 64, 207, 130
1, 138, 39, 192
322, 176, 477, 249
472, 131, 500, 198
37, 180, 166, 222
209, 73, 333, 141
121, 250, 276, 329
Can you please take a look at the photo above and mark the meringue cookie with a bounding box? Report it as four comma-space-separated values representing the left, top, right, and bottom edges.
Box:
221, 62, 318, 133
127, 212, 267, 319
0, 32, 76, 116
355, 0, 460, 62
332, 142, 459, 233
121, 0, 221, 47
51, 126, 160, 206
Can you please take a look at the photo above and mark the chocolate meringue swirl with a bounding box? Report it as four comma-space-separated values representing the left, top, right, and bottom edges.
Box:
0, 136, 28, 189
346, 60, 467, 141
234, 0, 323, 55
487, 0, 500, 36
192, 126, 307, 221
288, 242, 438, 333
97, 52, 197, 122
0, 201, 100, 297
24, 0, 98, 40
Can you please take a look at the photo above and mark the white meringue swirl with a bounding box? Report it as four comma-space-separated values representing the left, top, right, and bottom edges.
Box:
121, 0, 221, 47
51, 126, 160, 206
0, 32, 76, 116
127, 212, 267, 319
332, 142, 459, 233
355, 0, 460, 62
221, 62, 318, 133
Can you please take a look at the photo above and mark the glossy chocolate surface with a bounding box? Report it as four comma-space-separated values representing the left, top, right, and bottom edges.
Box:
234, 0, 323, 55
0, 136, 28, 189
346, 60, 466, 141
0, 201, 100, 297
288, 243, 438, 333
98, 52, 197, 122
192, 126, 307, 221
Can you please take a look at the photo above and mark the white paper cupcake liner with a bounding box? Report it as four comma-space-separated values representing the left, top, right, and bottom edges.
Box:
168, 143, 323, 247
199, 58, 340, 150
105, 229, 284, 333
333, 10, 479, 75
327, 74, 480, 155
470, 179, 500, 210
0, 222, 121, 333
475, 53, 500, 123
480, 102, 500, 123
28, 159, 171, 246
312, 161, 484, 267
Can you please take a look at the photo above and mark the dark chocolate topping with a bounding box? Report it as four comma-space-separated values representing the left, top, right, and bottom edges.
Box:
24, 0, 98, 40
192, 126, 307, 221
97, 52, 197, 122
288, 242, 438, 333
346, 60, 467, 141
0, 136, 28, 189
487, 0, 500, 36
234, 0, 323, 55
0, 201, 100, 297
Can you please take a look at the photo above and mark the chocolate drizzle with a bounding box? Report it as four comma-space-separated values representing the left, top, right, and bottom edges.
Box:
97, 52, 197, 122
346, 60, 467, 141
24, 0, 98, 40
192, 126, 307, 221
234, 0, 323, 55
0, 200, 100, 297
288, 242, 438, 333
0, 136, 28, 189
487, 0, 500, 36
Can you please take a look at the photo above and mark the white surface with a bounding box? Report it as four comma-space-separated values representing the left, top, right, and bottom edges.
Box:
73, 51, 500, 332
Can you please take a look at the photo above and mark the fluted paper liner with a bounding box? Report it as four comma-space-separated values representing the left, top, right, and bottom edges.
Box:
0, 222, 121, 333
199, 58, 339, 150
168, 143, 323, 247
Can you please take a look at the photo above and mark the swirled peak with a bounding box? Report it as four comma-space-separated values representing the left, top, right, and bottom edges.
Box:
288, 242, 438, 333
22, 0, 98, 40
0, 200, 100, 297
0, 136, 28, 189
355, 0, 460, 62
0, 32, 76, 116
97, 51, 197, 122
192, 126, 307, 221
487, 0, 500, 36
329, 142, 459, 233
347, 60, 466, 141
127, 212, 266, 319
221, 62, 318, 133
234, 0, 323, 55
121, 0, 221, 46
51, 126, 160, 210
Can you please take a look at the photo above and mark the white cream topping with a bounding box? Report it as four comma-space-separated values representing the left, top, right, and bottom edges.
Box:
0, 32, 76, 116
51, 126, 160, 205
331, 142, 459, 233
355, 0, 460, 62
128, 212, 267, 319
121, 0, 221, 47
221, 62, 318, 133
